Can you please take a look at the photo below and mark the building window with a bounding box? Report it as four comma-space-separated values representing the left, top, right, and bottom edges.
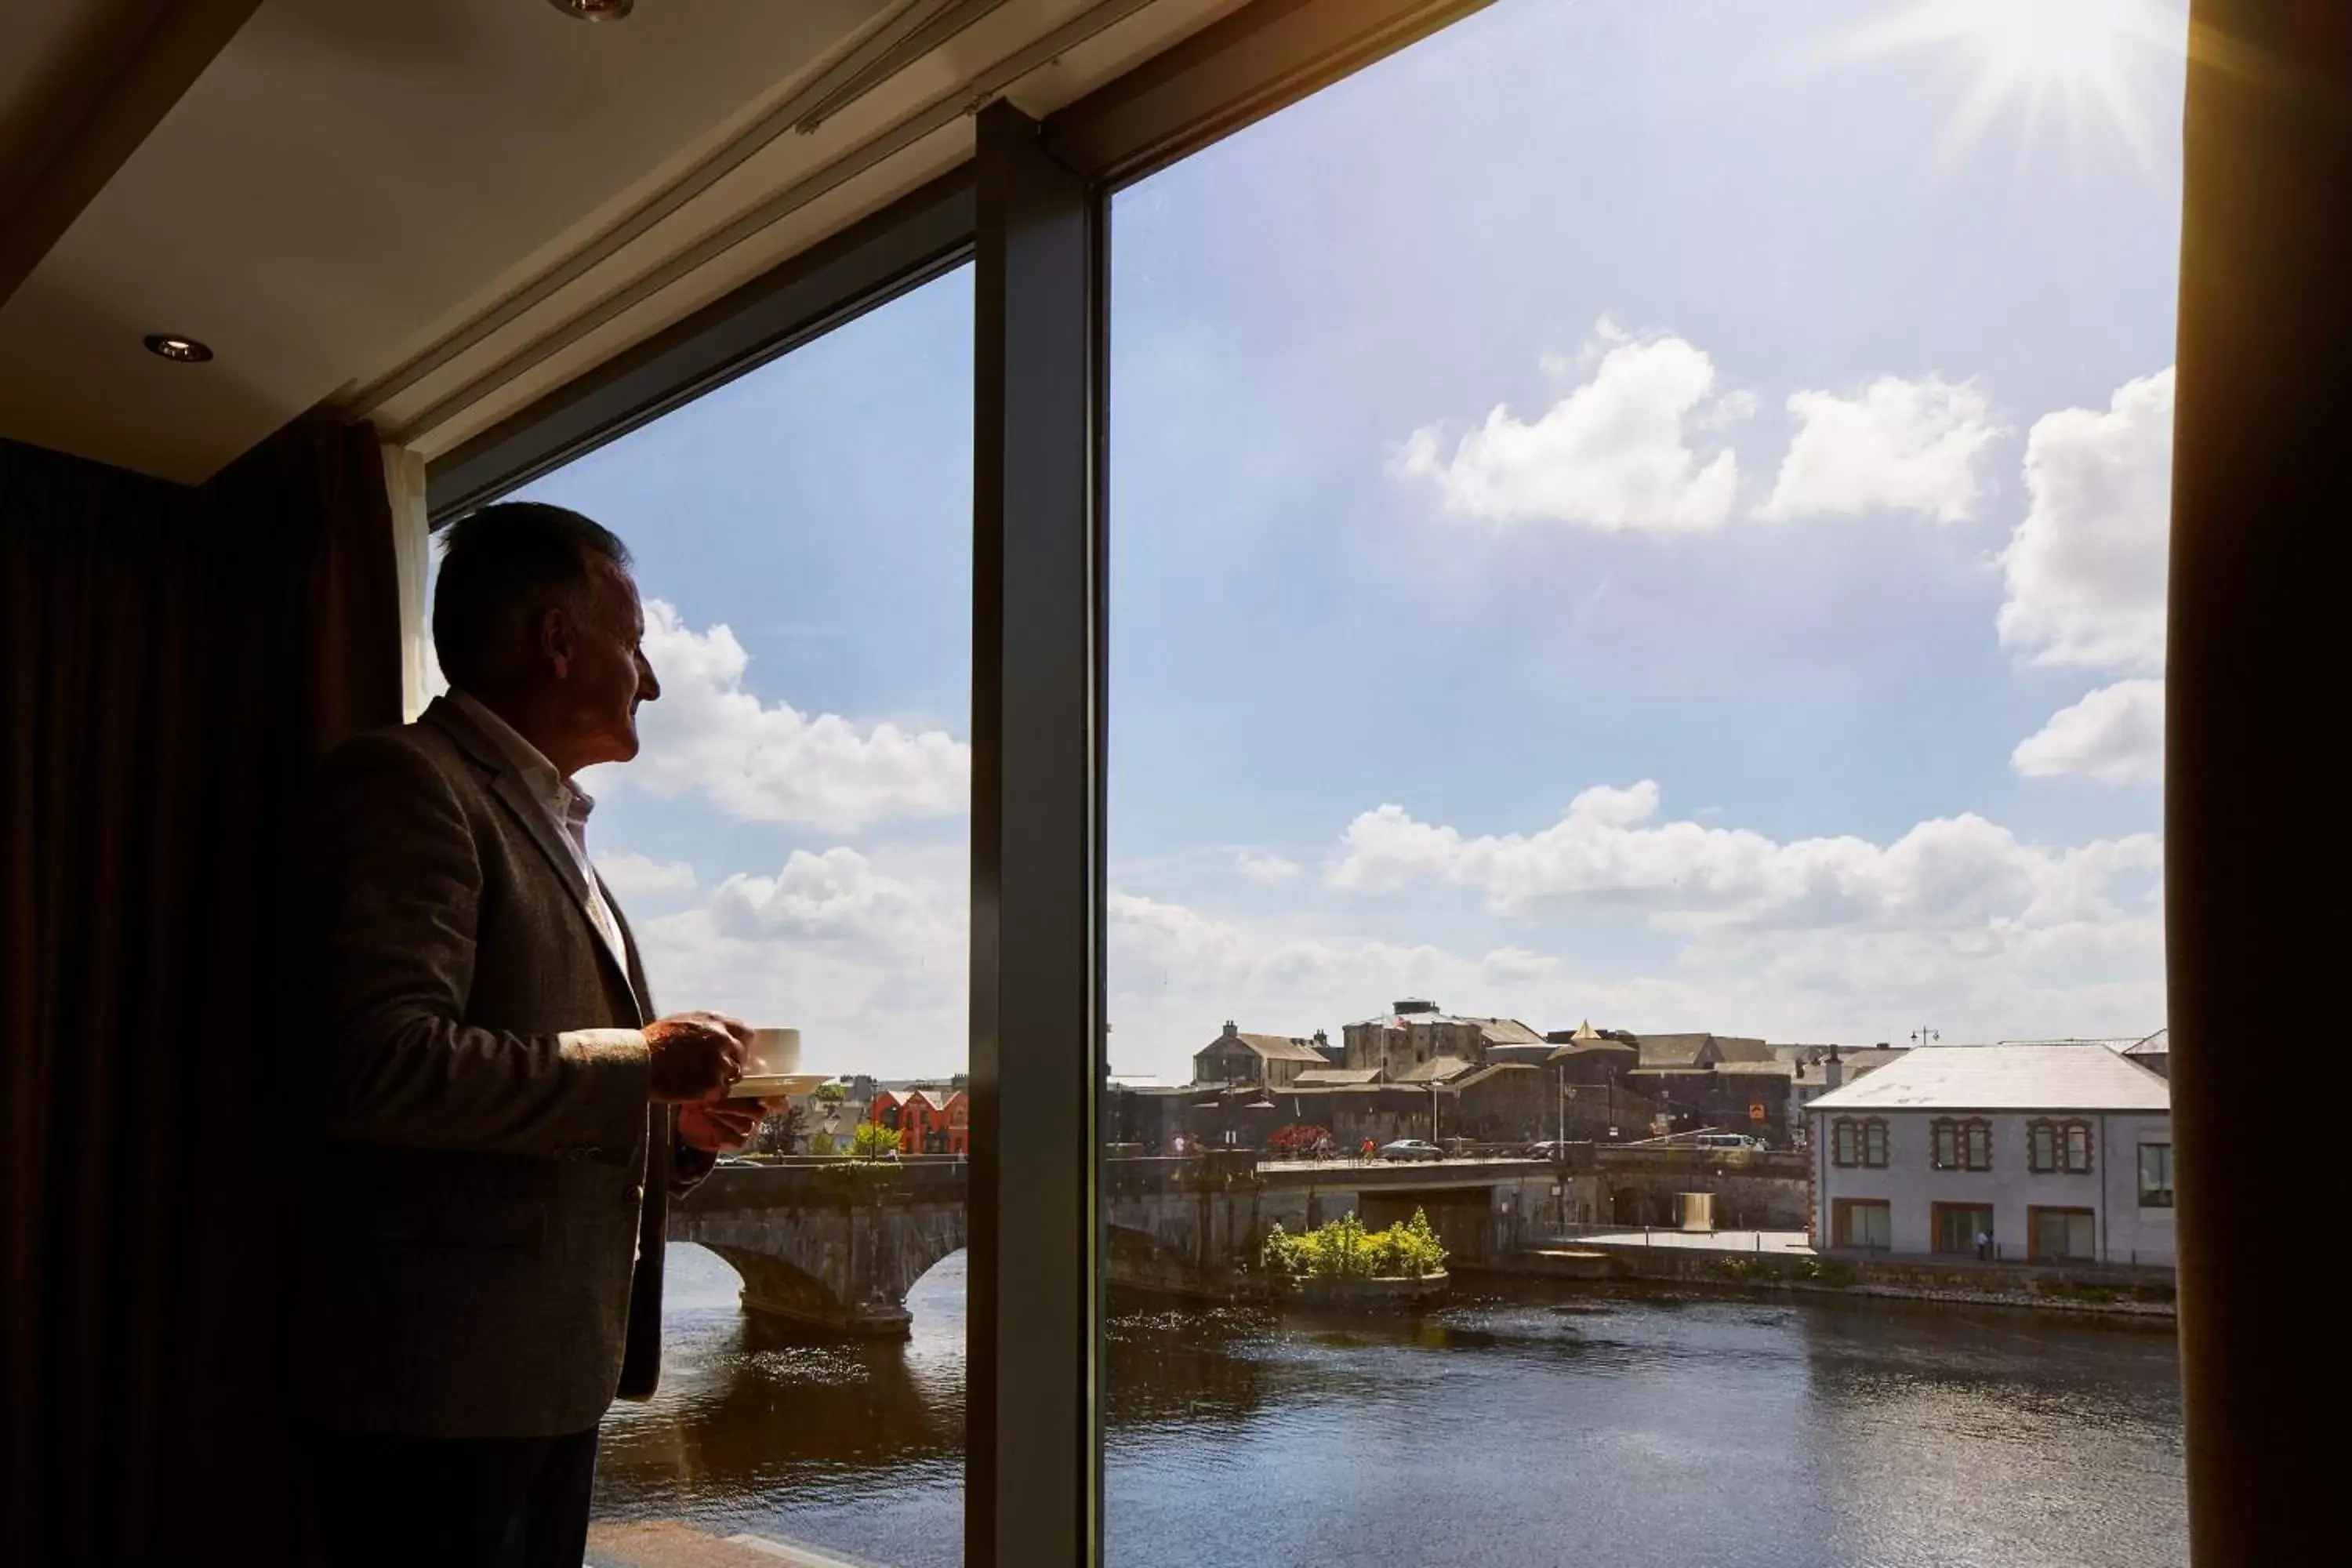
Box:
2139, 1143, 2175, 1207
1833, 1198, 1892, 1250
1831, 1118, 1888, 1168
2027, 1120, 2092, 1174
2031, 1207, 2098, 1262
1933, 1203, 1996, 1258
1932, 1117, 1992, 1171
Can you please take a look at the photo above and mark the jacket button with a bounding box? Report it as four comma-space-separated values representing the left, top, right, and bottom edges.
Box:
624, 1183, 644, 1203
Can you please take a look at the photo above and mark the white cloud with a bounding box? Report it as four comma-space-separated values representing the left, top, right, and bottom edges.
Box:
1758, 375, 2000, 521
633, 844, 968, 1080
2012, 678, 2165, 786
593, 850, 696, 896
586, 600, 969, 833
1997, 368, 2175, 671
1398, 326, 1747, 531
1236, 851, 1301, 884
1326, 782, 2160, 934
620, 813, 2163, 1084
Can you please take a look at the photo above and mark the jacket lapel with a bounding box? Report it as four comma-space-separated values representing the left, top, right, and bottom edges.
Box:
423, 697, 647, 1020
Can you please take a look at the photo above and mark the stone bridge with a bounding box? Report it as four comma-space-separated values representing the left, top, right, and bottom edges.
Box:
669, 1160, 968, 1336
672, 1148, 1805, 1335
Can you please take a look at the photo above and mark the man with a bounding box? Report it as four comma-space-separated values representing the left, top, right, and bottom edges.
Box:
292, 502, 773, 1566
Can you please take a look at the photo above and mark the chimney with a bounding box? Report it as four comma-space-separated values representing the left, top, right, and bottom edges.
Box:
1222, 1021, 1239, 1038
1824, 1045, 1845, 1091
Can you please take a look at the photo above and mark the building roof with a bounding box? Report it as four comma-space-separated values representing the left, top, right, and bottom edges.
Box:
1548, 1036, 1639, 1062
1396, 1055, 1476, 1084
1290, 1067, 1385, 1087
1632, 1032, 1769, 1067
1348, 1009, 1542, 1044
1196, 1025, 1329, 1065
1450, 1062, 1541, 1091
1809, 1044, 2171, 1114
2119, 1027, 2170, 1058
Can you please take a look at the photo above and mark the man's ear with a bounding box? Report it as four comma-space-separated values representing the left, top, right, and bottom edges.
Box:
536, 604, 579, 680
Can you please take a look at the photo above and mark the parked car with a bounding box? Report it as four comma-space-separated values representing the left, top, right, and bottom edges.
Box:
1689, 1133, 1767, 1152
1377, 1139, 1444, 1163
1523, 1139, 1572, 1159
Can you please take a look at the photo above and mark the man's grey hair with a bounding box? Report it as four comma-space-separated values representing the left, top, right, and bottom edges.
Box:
432, 502, 632, 690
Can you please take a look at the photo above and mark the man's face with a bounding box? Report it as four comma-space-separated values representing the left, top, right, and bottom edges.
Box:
552, 554, 660, 768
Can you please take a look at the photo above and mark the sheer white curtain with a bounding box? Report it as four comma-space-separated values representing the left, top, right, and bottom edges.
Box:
380, 442, 445, 720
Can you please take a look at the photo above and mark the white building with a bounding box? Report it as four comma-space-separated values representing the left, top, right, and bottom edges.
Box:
1808, 1044, 2175, 1267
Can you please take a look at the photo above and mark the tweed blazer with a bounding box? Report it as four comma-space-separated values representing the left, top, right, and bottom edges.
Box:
289, 695, 702, 1438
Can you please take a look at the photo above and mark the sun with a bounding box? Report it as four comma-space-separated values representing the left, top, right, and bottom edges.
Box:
1831, 0, 2186, 163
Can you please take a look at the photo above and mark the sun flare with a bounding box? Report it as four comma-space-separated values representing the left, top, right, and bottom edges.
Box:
1834, 0, 2186, 162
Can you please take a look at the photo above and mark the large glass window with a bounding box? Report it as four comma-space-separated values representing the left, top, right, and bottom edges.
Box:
2140, 1142, 2176, 1207
1103, 2, 2185, 1565
455, 270, 974, 1568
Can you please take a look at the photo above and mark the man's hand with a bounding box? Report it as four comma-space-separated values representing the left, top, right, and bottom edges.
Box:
679, 1096, 780, 1153
644, 1011, 753, 1103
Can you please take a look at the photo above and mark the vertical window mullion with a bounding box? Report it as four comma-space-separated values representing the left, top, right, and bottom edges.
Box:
969, 99, 1105, 1568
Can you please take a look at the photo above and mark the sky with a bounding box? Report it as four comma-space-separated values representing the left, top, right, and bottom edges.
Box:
497, 0, 2190, 1084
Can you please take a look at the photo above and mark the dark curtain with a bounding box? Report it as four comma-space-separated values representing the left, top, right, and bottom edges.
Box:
1, 412, 401, 1566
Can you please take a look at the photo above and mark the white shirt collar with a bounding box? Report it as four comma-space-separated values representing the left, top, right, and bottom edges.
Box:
447, 688, 595, 822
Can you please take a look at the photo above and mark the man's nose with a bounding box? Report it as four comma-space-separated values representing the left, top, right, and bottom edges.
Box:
638, 655, 661, 702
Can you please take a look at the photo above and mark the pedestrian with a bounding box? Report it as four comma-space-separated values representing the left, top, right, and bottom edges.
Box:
1975, 1227, 1992, 1262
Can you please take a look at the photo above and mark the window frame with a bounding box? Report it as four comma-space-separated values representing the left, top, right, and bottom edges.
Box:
2029, 1118, 2095, 1174
1830, 1116, 1888, 1169
2029, 1204, 2100, 1263
1932, 1201, 1996, 1257
2140, 1142, 2176, 1208
1831, 1196, 1892, 1250
1932, 1116, 1993, 1172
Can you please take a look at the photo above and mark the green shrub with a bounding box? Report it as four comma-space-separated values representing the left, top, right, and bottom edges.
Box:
1258, 1208, 1446, 1287
849, 1120, 902, 1161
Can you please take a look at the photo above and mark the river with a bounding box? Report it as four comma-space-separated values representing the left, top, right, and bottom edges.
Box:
590, 1247, 2187, 1568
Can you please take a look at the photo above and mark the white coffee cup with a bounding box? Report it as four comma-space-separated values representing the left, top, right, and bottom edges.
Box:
746, 1027, 800, 1077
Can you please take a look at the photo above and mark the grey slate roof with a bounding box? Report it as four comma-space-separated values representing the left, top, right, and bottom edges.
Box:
1199, 1032, 1329, 1064
1808, 1044, 2171, 1114
1291, 1067, 1385, 1087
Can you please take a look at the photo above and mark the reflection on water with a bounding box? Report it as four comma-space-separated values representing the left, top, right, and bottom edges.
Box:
596, 1247, 2186, 1568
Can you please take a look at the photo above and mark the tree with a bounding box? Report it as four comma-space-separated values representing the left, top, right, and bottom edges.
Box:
816, 1081, 847, 1105
849, 1119, 901, 1161
757, 1104, 806, 1156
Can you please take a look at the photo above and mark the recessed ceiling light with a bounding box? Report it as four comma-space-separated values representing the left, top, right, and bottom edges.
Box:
545, 0, 633, 18
143, 334, 212, 364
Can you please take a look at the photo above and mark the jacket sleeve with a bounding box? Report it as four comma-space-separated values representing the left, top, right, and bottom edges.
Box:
299, 733, 651, 1156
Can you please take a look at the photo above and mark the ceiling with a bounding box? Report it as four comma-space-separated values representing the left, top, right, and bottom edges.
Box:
0, 0, 1242, 485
